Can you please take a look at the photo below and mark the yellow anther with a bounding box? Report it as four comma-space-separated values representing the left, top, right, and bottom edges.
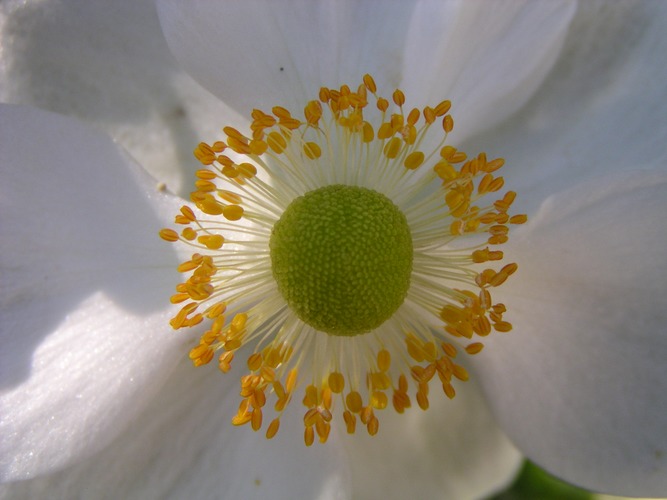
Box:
377, 349, 391, 372
407, 108, 420, 126
361, 121, 375, 143
231, 312, 248, 333
440, 342, 457, 358
220, 164, 238, 179
195, 180, 216, 192
377, 122, 393, 139
452, 364, 469, 381
218, 190, 242, 204
390, 114, 404, 130
343, 410, 356, 434
318, 87, 330, 102
170, 293, 189, 304
223, 126, 247, 142
434, 100, 451, 116
392, 390, 410, 413
465, 343, 484, 355
267, 131, 287, 153
346, 391, 363, 413
304, 425, 315, 447
205, 301, 226, 319
238, 163, 257, 178
369, 372, 391, 390
189, 343, 210, 360
383, 137, 402, 159
222, 205, 244, 221
249, 139, 268, 155
198, 234, 224, 249
493, 321, 513, 332
251, 408, 263, 431
254, 366, 272, 383
196, 142, 214, 155
303, 385, 318, 407
423, 106, 436, 124
218, 351, 234, 373
251, 389, 267, 408
392, 89, 405, 107
303, 142, 322, 159
416, 389, 429, 410
247, 353, 262, 371
304, 100, 323, 125
363, 74, 377, 93
318, 395, 330, 417
442, 382, 456, 399
443, 115, 454, 133
367, 415, 379, 436
404, 151, 425, 170
227, 137, 251, 155
328, 372, 345, 393
177, 257, 199, 273
198, 197, 225, 216
371, 391, 388, 410
159, 228, 179, 242
316, 419, 331, 443
266, 418, 280, 439
484, 157, 505, 172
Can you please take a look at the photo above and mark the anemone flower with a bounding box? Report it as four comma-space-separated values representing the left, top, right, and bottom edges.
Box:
1, 1, 666, 499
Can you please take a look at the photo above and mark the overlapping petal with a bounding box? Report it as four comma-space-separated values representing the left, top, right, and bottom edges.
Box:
1, 354, 351, 500
0, 0, 238, 195
462, 4, 667, 494
473, 170, 667, 496
156, 0, 575, 141
341, 377, 522, 499
0, 104, 187, 479
463, 0, 667, 213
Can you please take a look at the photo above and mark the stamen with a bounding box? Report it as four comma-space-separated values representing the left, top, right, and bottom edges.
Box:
160, 75, 526, 444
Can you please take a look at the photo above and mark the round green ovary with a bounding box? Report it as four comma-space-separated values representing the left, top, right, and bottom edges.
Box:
270, 185, 413, 337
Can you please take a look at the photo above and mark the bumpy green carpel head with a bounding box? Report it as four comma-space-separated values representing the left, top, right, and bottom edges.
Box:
270, 184, 413, 336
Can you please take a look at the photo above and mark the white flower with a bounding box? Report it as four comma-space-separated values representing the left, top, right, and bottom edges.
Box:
1, 1, 666, 499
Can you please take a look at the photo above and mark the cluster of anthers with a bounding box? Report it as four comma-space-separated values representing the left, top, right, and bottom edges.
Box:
160, 74, 526, 446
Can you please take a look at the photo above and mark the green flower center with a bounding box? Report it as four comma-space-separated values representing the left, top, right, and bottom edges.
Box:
270, 185, 413, 337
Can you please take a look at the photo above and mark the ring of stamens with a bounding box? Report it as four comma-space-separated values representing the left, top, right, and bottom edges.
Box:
160, 74, 526, 445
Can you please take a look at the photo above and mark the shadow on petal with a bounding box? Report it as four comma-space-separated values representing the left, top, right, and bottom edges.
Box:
0, 104, 183, 389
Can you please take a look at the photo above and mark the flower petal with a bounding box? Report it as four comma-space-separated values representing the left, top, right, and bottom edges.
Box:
0, 356, 351, 500
0, 0, 237, 196
401, 0, 576, 140
341, 378, 522, 499
156, 0, 574, 139
464, 1, 667, 213
473, 170, 667, 496
0, 104, 189, 479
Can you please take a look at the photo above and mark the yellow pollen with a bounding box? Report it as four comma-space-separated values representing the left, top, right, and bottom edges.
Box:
160, 75, 526, 445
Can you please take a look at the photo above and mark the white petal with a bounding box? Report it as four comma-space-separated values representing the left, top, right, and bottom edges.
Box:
402, 0, 576, 140
341, 378, 522, 499
157, 0, 574, 139
464, 1, 667, 213
156, 0, 416, 113
0, 0, 238, 196
1, 356, 351, 500
473, 170, 667, 496
0, 104, 190, 480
